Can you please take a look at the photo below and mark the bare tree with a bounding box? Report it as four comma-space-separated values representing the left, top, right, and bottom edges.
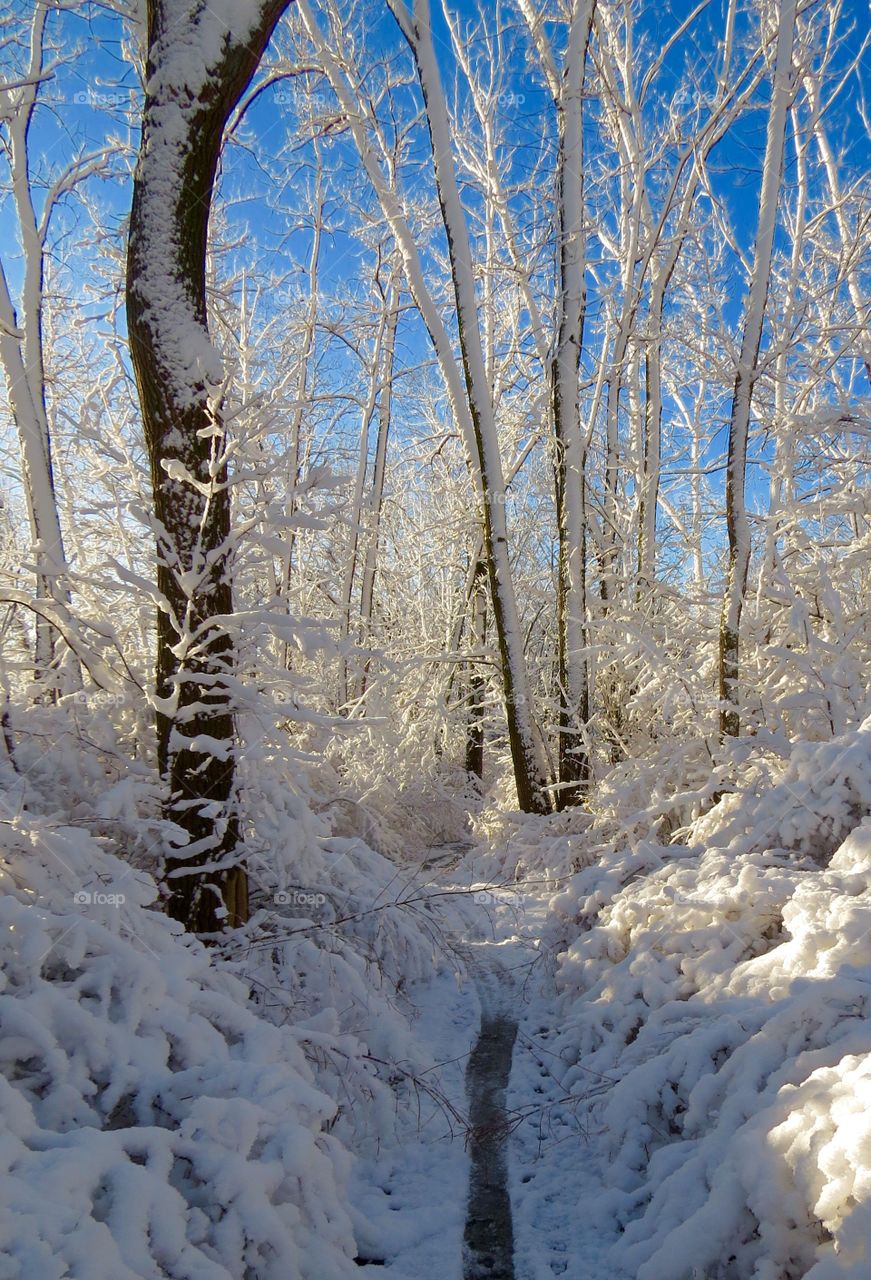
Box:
386, 0, 551, 813
543, 0, 595, 805
719, 0, 797, 739
338, 261, 400, 708
300, 0, 550, 811
357, 275, 400, 701
0, 6, 102, 689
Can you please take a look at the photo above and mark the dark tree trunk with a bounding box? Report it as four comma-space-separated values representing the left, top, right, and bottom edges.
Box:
464, 560, 487, 781
126, 0, 290, 933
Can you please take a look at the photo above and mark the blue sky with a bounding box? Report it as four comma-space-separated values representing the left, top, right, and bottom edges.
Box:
1, 0, 868, 559
4, 0, 868, 310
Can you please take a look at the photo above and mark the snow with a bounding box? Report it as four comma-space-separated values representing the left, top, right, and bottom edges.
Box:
349, 960, 479, 1278
4, 0, 870, 1272
0, 807, 358, 1279
0, 708, 467, 1279
357, 718, 871, 1279
5, 703, 871, 1277
535, 717, 871, 1278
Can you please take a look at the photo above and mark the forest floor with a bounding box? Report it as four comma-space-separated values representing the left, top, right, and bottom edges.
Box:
351, 856, 622, 1280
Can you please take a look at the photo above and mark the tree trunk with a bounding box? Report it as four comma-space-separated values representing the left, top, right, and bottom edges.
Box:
464, 559, 487, 780
281, 151, 324, 661
804, 77, 871, 383
0, 264, 74, 685
0, 5, 81, 690
551, 0, 595, 808
303, 0, 550, 810
388, 0, 550, 814
719, 0, 796, 739
358, 281, 399, 699
338, 278, 393, 709
126, 0, 290, 933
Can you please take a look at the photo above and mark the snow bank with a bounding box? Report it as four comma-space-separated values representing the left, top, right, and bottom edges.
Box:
0, 699, 464, 1275
549, 718, 871, 1279
0, 804, 360, 1278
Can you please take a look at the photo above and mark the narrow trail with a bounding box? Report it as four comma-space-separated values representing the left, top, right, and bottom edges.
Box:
454, 899, 534, 1280
352, 860, 618, 1280
463, 1007, 518, 1278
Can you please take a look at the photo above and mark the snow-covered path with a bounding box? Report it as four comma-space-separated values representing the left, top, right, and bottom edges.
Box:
352, 869, 622, 1280
503, 894, 620, 1280
462, 987, 517, 1277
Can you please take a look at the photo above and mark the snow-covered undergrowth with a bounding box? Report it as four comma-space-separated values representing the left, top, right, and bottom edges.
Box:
549, 717, 871, 1279
468, 734, 724, 888
469, 797, 596, 886
0, 809, 360, 1279
311, 727, 477, 858
0, 703, 458, 1277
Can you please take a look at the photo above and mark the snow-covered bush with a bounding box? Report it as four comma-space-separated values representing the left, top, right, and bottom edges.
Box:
0, 803, 359, 1279
549, 717, 871, 1278
228, 742, 463, 1151
468, 798, 597, 884
0, 702, 461, 1274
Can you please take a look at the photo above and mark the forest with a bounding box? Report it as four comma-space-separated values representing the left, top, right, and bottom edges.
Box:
0, 0, 869, 1275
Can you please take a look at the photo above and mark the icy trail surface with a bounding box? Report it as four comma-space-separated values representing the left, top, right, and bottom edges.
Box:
352, 860, 621, 1280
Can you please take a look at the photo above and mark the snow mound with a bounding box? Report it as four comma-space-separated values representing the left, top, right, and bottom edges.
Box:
0, 703, 465, 1161
550, 718, 871, 1279
0, 803, 359, 1279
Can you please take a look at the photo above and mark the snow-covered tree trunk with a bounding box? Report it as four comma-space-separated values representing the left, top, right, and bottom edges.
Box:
593, 2, 647, 610
761, 103, 807, 589
0, 266, 71, 685
640, 0, 739, 592
550, 0, 594, 807
804, 77, 871, 383
387, 0, 550, 813
281, 150, 324, 647
638, 275, 665, 592
719, 0, 797, 739
126, 0, 290, 932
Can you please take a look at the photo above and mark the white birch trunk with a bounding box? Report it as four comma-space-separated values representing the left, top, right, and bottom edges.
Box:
640, 0, 739, 590
804, 78, 871, 381
282, 152, 324, 635
337, 284, 392, 708
762, 105, 807, 593
0, 6, 80, 688
358, 284, 399, 697
303, 0, 549, 810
